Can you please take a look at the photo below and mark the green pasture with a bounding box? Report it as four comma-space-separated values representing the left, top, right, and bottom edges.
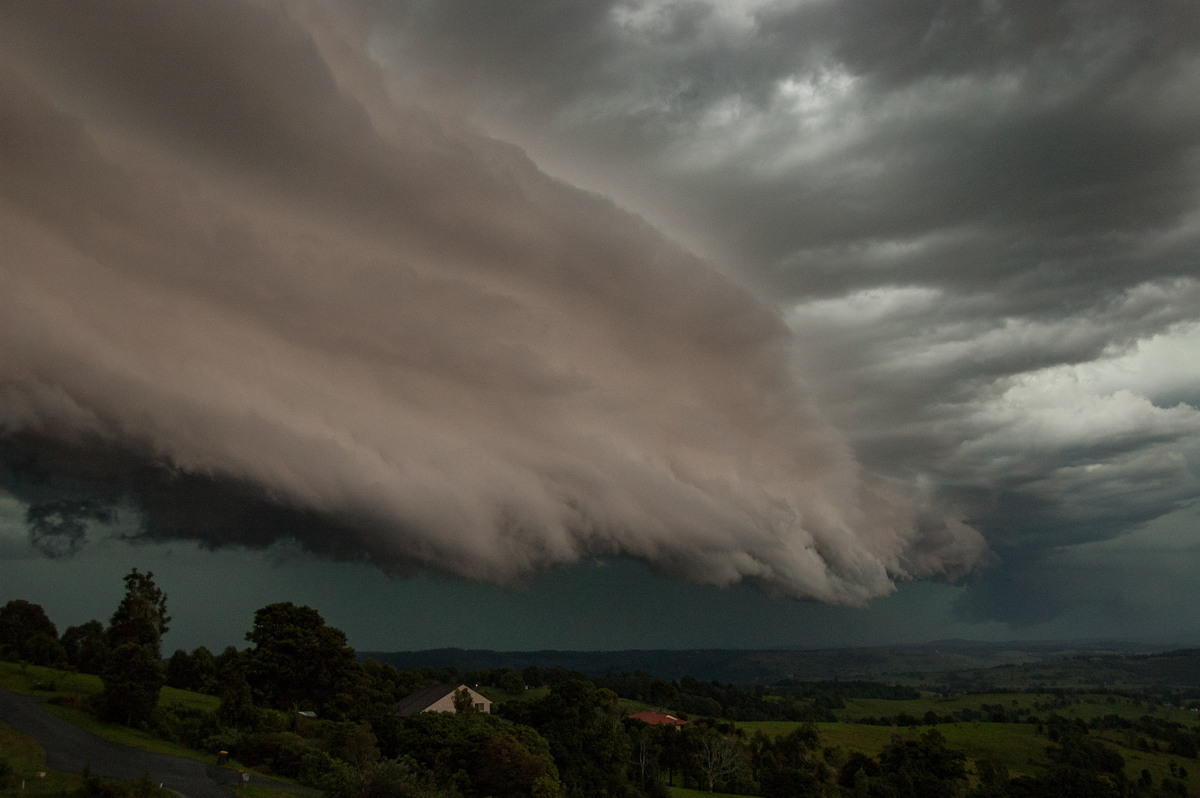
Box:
742, 717, 1200, 792
0, 661, 221, 763
835, 691, 1199, 725
0, 721, 80, 798
0, 662, 103, 698
667, 786, 747, 798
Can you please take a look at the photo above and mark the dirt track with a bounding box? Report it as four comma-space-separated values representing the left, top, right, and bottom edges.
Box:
0, 689, 305, 798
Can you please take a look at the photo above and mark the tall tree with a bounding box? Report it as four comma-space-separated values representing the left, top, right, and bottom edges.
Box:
108, 568, 170, 653
100, 568, 169, 726
166, 646, 219, 694
0, 599, 65, 665
244, 602, 356, 712
60, 619, 107, 673
502, 680, 640, 797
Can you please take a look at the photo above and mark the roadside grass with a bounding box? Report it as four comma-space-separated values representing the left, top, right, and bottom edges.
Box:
38, 701, 218, 764
0, 662, 103, 699
0, 661, 257, 774
667, 786, 746, 798
232, 786, 305, 798
0, 721, 81, 798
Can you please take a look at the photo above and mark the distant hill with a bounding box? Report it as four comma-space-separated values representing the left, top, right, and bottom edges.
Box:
360, 639, 1197, 686
924, 647, 1200, 692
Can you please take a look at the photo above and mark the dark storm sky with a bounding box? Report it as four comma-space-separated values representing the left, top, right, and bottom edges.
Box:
2, 0, 1198, 651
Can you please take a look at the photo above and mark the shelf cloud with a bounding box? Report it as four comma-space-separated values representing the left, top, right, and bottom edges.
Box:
0, 1, 987, 605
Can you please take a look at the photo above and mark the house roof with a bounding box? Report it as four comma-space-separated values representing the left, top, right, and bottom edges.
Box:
395, 683, 461, 716
628, 711, 687, 726
394, 682, 492, 716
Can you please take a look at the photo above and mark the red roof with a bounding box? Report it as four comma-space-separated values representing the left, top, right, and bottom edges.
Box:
628, 711, 687, 726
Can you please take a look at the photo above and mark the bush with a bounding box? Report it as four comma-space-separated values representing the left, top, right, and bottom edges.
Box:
78, 769, 172, 798
153, 705, 221, 749
234, 731, 318, 779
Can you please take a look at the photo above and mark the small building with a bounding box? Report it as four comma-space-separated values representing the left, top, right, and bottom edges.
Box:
628, 711, 687, 728
395, 683, 493, 717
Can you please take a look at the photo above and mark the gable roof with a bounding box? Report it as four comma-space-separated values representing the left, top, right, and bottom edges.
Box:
394, 682, 493, 716
628, 711, 687, 726
395, 683, 460, 716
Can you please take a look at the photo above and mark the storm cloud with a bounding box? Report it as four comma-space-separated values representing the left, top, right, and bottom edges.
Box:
3, 1, 1199, 632
362, 0, 1200, 625
0, 0, 988, 606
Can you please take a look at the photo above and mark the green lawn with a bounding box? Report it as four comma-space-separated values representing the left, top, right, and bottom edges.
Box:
667, 786, 750, 798
836, 691, 1199, 725
743, 717, 1200, 792
0, 662, 103, 699
0, 661, 220, 764
0, 721, 81, 798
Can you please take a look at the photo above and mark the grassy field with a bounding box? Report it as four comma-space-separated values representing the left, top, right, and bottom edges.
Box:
5, 660, 1197, 796
739, 717, 1200, 792
834, 691, 1200, 726
0, 661, 224, 764
667, 786, 747, 798
0, 663, 104, 699
0, 721, 81, 798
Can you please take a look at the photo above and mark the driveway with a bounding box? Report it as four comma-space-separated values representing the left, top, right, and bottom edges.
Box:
0, 689, 309, 798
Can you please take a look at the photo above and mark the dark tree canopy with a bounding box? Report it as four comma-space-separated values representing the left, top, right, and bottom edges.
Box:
244, 602, 356, 712
100, 568, 169, 726
0, 599, 64, 665
502, 680, 640, 798
166, 646, 218, 694
60, 619, 107, 674
108, 568, 170, 655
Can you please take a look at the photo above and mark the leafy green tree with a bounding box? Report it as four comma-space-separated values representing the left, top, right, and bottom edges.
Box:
755, 724, 827, 798
453, 687, 478, 715
872, 730, 967, 798
107, 568, 170, 652
321, 755, 446, 798
101, 641, 166, 726
496, 668, 526, 694
100, 569, 169, 726
165, 646, 218, 694
61, 620, 107, 673
502, 680, 640, 797
396, 710, 563, 798
0, 599, 65, 665
244, 602, 356, 712
217, 670, 258, 728
691, 726, 748, 794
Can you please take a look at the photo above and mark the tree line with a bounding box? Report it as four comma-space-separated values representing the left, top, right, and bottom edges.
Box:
2, 572, 1197, 797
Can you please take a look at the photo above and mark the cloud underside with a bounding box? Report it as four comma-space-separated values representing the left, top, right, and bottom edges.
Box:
0, 1, 987, 606
367, 0, 1200, 623
4, 1, 1199, 628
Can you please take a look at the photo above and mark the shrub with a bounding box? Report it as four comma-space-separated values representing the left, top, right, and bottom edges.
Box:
234, 731, 318, 779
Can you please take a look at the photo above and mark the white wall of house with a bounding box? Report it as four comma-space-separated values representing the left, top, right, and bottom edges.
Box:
425, 685, 492, 714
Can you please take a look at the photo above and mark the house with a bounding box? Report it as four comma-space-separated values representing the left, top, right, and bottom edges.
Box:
627, 711, 687, 727
394, 683, 493, 717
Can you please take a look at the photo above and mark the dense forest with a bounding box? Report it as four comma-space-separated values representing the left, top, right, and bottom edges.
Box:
2, 569, 1198, 797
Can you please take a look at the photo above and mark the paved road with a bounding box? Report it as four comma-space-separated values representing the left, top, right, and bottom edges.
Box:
0, 689, 305, 798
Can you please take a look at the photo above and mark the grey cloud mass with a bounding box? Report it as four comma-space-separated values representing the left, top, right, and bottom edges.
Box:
2, 0, 1198, 635
0, 0, 986, 609
328, 0, 1200, 624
